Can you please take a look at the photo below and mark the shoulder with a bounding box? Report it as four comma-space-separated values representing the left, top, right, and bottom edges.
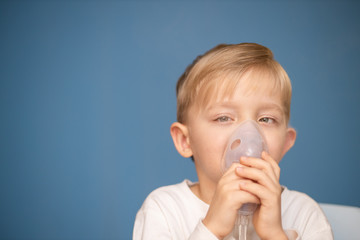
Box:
282, 186, 325, 218
133, 182, 188, 240
136, 179, 200, 218
133, 180, 207, 239
141, 180, 191, 208
281, 186, 333, 239
282, 186, 320, 210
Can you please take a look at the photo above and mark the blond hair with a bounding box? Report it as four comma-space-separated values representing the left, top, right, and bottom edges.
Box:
176, 43, 292, 124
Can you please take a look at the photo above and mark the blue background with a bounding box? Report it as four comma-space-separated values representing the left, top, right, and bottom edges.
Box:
1, 0, 359, 239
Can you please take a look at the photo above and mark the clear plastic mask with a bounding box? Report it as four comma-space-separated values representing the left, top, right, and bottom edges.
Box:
222, 120, 268, 215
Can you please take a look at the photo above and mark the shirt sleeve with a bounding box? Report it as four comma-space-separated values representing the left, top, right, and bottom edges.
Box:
306, 228, 333, 240
188, 220, 219, 240
300, 205, 334, 240
133, 203, 172, 240
133, 200, 219, 240
281, 188, 334, 240
284, 229, 300, 240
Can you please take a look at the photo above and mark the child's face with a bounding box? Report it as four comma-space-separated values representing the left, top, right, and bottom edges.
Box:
184, 73, 296, 186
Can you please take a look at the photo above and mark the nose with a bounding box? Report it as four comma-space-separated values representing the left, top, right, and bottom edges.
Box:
222, 119, 268, 171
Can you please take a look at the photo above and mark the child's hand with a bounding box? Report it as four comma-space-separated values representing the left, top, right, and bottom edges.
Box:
202, 163, 260, 239
237, 151, 288, 240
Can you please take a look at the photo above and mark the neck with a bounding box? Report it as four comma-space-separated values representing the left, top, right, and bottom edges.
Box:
190, 178, 217, 205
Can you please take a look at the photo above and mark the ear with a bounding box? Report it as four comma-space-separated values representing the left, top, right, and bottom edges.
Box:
170, 122, 193, 158
282, 127, 297, 156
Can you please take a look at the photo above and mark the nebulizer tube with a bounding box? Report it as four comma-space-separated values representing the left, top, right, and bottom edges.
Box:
222, 120, 268, 240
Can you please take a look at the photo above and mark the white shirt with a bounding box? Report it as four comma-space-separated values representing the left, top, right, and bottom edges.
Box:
133, 180, 333, 240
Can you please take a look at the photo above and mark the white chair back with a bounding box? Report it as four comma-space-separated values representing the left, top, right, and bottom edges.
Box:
320, 203, 360, 240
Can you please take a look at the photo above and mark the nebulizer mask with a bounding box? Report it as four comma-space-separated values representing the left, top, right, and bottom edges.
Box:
222, 120, 268, 240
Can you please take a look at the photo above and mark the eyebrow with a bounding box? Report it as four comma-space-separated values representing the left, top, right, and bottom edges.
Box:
206, 102, 237, 110
259, 103, 284, 113
205, 101, 284, 114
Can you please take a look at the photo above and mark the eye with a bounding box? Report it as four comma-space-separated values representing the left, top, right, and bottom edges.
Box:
259, 117, 275, 124
215, 116, 232, 122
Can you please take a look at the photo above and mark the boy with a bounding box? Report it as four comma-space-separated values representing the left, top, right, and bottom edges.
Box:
133, 43, 333, 239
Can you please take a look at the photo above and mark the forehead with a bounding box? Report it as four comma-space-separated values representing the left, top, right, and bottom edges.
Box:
195, 67, 283, 111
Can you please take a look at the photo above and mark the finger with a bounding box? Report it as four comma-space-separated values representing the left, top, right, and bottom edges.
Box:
217, 163, 251, 194
239, 155, 278, 182
214, 178, 260, 210
232, 185, 261, 205
221, 162, 243, 180
262, 151, 281, 180
235, 166, 279, 192
239, 180, 282, 204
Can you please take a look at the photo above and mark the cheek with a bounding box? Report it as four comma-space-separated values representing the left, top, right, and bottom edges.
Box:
190, 129, 230, 177
190, 126, 228, 154
264, 132, 287, 163
192, 133, 227, 162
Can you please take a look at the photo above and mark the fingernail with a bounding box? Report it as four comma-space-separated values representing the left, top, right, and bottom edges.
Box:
236, 167, 244, 172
